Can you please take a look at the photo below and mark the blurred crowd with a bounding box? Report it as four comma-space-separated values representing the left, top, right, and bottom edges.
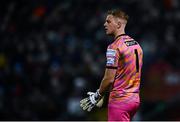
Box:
0, 0, 180, 120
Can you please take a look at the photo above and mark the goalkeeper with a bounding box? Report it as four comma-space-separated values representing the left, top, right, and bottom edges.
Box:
80, 9, 143, 121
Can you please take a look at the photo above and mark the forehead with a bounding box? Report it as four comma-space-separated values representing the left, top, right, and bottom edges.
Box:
106, 15, 114, 20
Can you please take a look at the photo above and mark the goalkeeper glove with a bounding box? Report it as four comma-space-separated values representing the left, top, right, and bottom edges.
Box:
80, 89, 102, 112
96, 96, 104, 108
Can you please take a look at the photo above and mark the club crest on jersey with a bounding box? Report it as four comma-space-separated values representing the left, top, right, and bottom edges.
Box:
107, 57, 115, 65
124, 40, 138, 46
106, 49, 116, 57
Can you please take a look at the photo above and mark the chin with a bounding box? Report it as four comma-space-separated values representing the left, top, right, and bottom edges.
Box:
106, 31, 112, 35
105, 31, 109, 34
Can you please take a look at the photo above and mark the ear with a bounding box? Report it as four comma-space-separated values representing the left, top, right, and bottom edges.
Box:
117, 21, 121, 29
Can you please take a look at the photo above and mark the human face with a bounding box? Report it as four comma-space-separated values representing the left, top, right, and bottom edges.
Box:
104, 15, 118, 35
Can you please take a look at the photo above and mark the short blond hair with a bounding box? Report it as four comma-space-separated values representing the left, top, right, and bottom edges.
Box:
107, 9, 129, 21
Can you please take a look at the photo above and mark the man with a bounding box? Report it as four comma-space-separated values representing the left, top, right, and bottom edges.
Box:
80, 9, 143, 121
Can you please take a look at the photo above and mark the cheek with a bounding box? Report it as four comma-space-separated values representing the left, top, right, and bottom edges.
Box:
109, 25, 115, 31
108, 25, 112, 29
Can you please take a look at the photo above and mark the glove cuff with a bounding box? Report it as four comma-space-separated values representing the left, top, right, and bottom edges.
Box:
96, 89, 102, 97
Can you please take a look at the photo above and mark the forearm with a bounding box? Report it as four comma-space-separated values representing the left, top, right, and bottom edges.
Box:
99, 77, 113, 95
98, 69, 116, 95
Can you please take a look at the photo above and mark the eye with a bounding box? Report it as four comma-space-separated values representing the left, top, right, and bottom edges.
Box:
107, 20, 110, 23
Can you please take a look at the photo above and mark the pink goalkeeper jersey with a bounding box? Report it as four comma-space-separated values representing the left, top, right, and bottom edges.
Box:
106, 34, 143, 105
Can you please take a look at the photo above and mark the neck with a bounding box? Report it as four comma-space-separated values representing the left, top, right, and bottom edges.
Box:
114, 30, 125, 39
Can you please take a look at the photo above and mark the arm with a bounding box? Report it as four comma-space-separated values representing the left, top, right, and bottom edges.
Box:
99, 47, 120, 95
99, 68, 117, 95
80, 47, 119, 111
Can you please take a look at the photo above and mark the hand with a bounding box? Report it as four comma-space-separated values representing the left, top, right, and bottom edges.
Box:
80, 89, 102, 112
96, 96, 104, 108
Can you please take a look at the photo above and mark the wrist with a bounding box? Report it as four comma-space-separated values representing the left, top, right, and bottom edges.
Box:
96, 89, 102, 97
94, 89, 102, 100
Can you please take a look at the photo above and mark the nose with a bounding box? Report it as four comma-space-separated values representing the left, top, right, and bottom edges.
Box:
104, 23, 106, 27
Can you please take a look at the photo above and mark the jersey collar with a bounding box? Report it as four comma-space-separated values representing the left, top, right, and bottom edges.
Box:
114, 34, 127, 40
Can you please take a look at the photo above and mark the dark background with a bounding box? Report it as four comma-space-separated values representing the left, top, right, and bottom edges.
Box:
0, 0, 179, 120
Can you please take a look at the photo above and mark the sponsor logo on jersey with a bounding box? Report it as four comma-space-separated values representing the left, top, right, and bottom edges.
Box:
107, 57, 115, 65
124, 40, 138, 46
106, 49, 116, 57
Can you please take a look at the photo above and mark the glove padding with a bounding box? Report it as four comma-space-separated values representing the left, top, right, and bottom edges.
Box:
80, 89, 102, 112
96, 96, 104, 108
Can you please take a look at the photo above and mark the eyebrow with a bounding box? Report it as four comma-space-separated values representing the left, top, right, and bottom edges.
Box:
106, 19, 110, 22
